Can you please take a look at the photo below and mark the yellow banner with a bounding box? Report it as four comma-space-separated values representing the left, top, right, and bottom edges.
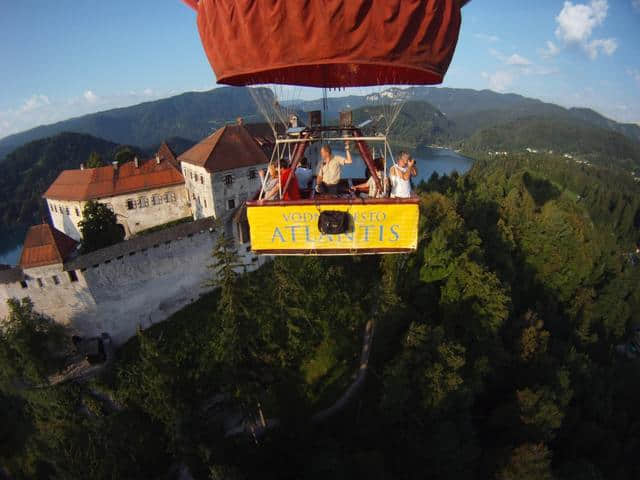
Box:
247, 203, 419, 252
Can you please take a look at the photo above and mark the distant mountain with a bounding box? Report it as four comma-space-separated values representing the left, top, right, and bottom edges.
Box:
0, 133, 125, 227
353, 101, 454, 150
295, 87, 640, 144
403, 87, 640, 142
2, 85, 638, 162
464, 116, 640, 169
0, 87, 264, 161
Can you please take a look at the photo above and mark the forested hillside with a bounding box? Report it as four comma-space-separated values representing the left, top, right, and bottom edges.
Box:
353, 101, 455, 150
464, 118, 640, 169
2, 155, 639, 479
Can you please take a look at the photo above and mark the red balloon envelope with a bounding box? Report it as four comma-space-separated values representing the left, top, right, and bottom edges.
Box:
183, 0, 466, 88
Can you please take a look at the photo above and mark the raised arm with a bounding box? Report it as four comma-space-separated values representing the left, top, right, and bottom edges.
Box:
344, 142, 353, 164
409, 158, 417, 177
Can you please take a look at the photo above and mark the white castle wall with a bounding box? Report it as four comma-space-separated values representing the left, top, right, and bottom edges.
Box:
0, 218, 267, 344
181, 162, 266, 220
47, 183, 191, 241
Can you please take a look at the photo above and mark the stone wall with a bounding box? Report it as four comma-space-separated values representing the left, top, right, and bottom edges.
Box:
211, 164, 266, 217
182, 164, 216, 219
0, 216, 267, 344
181, 162, 266, 220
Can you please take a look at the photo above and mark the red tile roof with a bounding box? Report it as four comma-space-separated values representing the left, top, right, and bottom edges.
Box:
19, 224, 78, 269
156, 141, 179, 168
178, 124, 269, 173
44, 149, 184, 202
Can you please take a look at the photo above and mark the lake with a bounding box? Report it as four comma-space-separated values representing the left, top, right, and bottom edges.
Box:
339, 146, 473, 183
0, 148, 472, 266
0, 225, 28, 267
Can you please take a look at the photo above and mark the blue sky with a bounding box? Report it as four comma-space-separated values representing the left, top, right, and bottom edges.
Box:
1, 0, 639, 139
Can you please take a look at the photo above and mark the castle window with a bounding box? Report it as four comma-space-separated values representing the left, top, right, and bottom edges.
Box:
204, 199, 207, 208
52, 275, 60, 285
127, 199, 136, 210
68, 270, 78, 282
37, 278, 43, 288
227, 199, 235, 210
248, 168, 257, 180
136, 197, 149, 208
20, 280, 27, 289
75, 207, 80, 216
192, 193, 196, 200
200, 175, 204, 184
224, 174, 233, 186
164, 191, 176, 203
65, 207, 70, 215
151, 194, 162, 206
52, 204, 57, 213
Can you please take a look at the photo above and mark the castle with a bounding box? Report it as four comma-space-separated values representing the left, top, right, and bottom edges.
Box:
0, 123, 273, 344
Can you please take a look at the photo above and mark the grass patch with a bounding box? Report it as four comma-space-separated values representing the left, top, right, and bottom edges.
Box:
300, 330, 361, 410
134, 216, 193, 236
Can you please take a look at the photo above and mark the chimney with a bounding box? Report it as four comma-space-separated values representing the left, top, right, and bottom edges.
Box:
236, 117, 244, 126
80, 163, 85, 170
134, 157, 140, 168
155, 154, 161, 165
112, 161, 118, 171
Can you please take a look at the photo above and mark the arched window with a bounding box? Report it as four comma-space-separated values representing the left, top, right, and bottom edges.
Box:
126, 199, 136, 210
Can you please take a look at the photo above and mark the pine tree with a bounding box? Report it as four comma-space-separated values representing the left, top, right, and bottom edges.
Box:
86, 151, 103, 168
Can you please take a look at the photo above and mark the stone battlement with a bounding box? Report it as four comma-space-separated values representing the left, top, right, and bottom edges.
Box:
0, 213, 266, 344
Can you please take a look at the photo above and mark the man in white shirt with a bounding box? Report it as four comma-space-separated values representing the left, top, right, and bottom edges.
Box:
315, 143, 352, 195
296, 157, 313, 190
389, 152, 417, 198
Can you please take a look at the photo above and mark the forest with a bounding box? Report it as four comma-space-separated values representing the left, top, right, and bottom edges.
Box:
1, 154, 640, 479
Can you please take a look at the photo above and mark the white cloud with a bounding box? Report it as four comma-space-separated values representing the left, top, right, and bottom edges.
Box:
490, 49, 532, 67
83, 90, 99, 103
474, 33, 500, 43
556, 0, 608, 43
0, 88, 193, 139
506, 54, 532, 66
481, 71, 514, 93
20, 94, 50, 113
584, 37, 618, 59
552, 0, 617, 59
539, 40, 560, 58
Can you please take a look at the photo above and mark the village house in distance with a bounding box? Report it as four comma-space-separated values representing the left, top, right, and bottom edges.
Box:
0, 122, 273, 343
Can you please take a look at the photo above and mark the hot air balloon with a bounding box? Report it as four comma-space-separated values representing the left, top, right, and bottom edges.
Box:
181, 0, 468, 255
